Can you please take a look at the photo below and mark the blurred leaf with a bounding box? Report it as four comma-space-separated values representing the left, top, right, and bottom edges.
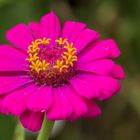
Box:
0, 115, 16, 140
123, 77, 140, 114
0, 0, 10, 7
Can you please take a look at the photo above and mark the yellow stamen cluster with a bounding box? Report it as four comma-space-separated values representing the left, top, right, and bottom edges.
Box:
26, 38, 50, 73
53, 38, 77, 71
63, 42, 77, 67
26, 37, 77, 79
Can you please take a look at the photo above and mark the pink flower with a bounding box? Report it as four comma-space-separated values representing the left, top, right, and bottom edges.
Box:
0, 11, 124, 131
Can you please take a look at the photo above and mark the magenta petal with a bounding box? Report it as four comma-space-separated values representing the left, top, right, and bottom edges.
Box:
94, 76, 121, 99
61, 85, 88, 117
20, 110, 44, 132
70, 74, 121, 100
74, 28, 100, 53
110, 64, 125, 79
2, 84, 34, 116
67, 113, 79, 122
82, 100, 102, 118
46, 87, 73, 120
77, 59, 115, 76
0, 96, 9, 114
0, 76, 32, 95
0, 45, 27, 71
78, 39, 121, 63
69, 76, 99, 99
40, 11, 61, 44
79, 74, 121, 100
62, 21, 86, 42
6, 24, 34, 51
29, 22, 40, 38
67, 100, 101, 121
27, 86, 52, 112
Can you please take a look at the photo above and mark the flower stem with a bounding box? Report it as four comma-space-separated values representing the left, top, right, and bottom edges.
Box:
13, 121, 25, 140
37, 116, 54, 140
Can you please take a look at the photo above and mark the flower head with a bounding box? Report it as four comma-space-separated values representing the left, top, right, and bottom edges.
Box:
0, 11, 124, 131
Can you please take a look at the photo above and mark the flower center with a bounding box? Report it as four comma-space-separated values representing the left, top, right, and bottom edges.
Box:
26, 37, 78, 87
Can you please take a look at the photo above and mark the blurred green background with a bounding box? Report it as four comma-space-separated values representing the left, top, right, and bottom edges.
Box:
0, 0, 140, 140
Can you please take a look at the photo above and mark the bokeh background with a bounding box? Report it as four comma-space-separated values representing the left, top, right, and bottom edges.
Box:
0, 0, 140, 140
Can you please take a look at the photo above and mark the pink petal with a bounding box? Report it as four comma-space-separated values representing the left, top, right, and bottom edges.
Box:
27, 86, 52, 112
61, 85, 88, 117
62, 21, 86, 42
6, 24, 34, 51
78, 74, 121, 100
110, 64, 125, 79
0, 75, 33, 95
0, 45, 28, 71
46, 87, 73, 120
82, 100, 102, 118
2, 84, 35, 116
69, 76, 99, 99
0, 96, 9, 114
95, 76, 121, 97
29, 22, 40, 38
70, 74, 121, 100
77, 59, 115, 76
74, 28, 100, 53
20, 110, 44, 132
67, 99, 101, 121
78, 39, 121, 63
67, 113, 79, 122
40, 11, 61, 45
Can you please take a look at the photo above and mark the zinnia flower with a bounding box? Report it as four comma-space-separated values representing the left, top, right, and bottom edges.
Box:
0, 11, 124, 131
